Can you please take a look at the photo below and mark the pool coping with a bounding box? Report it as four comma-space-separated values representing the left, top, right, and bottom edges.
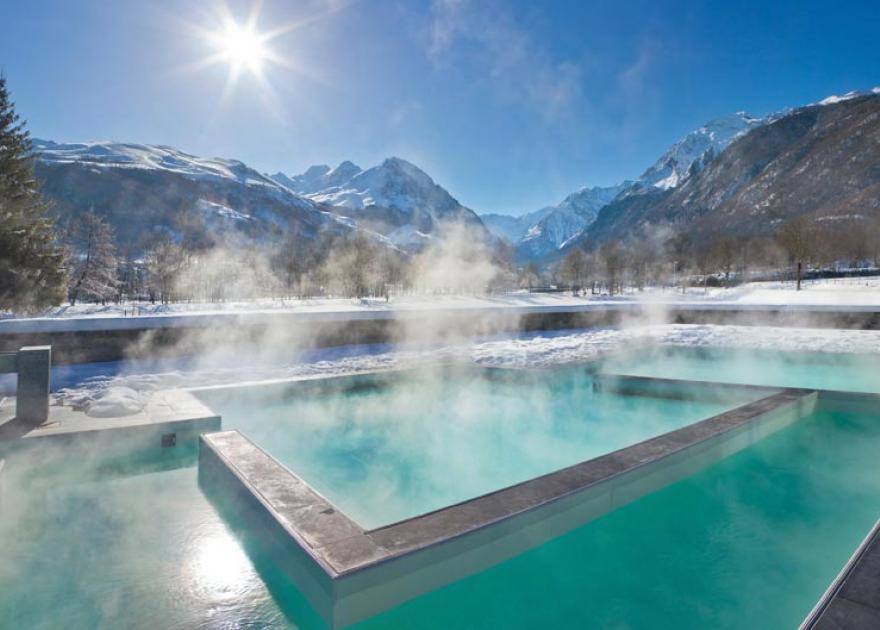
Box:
0, 389, 221, 462
197, 372, 818, 627
801, 518, 880, 628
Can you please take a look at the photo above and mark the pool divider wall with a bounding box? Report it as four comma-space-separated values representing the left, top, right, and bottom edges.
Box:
197, 385, 818, 628
594, 372, 880, 416
591, 372, 778, 403
190, 364, 561, 416
814, 389, 880, 415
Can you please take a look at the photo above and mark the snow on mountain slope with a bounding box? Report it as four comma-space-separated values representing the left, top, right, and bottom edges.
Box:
36, 139, 287, 191
489, 110, 778, 263
512, 183, 632, 260
274, 157, 487, 248
309, 157, 442, 211
32, 139, 365, 254
481, 207, 556, 243
562, 91, 880, 254
813, 86, 880, 106
271, 161, 363, 195
638, 112, 769, 190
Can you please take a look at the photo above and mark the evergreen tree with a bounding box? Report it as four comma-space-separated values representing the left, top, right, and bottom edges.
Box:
0, 74, 66, 313
68, 209, 118, 305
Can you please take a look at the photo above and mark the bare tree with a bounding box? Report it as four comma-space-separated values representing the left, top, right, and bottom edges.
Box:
68, 210, 118, 305
146, 238, 186, 303
324, 233, 380, 298
692, 244, 716, 293
599, 241, 625, 296
272, 234, 316, 299
518, 262, 541, 291
776, 216, 817, 290
625, 236, 659, 292
867, 215, 880, 268
709, 237, 737, 285
559, 249, 589, 294
664, 233, 692, 293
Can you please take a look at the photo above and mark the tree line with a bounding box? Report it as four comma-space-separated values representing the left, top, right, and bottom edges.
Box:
2, 73, 879, 314
553, 214, 880, 295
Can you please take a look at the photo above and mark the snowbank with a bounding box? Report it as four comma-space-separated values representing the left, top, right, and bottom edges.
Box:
4, 277, 880, 334
7, 276, 880, 321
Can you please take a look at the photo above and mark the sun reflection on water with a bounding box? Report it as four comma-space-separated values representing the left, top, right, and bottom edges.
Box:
185, 524, 255, 604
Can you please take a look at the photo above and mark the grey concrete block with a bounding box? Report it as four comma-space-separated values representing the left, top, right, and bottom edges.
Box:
16, 346, 51, 425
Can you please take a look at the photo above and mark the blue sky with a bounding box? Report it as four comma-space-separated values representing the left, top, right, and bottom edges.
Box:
2, 0, 878, 215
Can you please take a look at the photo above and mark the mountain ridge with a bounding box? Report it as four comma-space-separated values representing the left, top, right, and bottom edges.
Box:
483, 86, 880, 263
556, 92, 880, 258
271, 156, 488, 248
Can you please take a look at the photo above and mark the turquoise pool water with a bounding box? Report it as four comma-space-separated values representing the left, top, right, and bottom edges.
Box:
358, 404, 880, 629
4, 349, 880, 630
602, 345, 880, 393
0, 453, 304, 629
198, 368, 750, 527
2, 402, 879, 629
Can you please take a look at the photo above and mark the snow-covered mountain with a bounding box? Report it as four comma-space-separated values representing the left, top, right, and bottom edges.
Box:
481, 207, 556, 244
271, 157, 487, 248
557, 90, 880, 257
33, 139, 354, 253
481, 111, 776, 262
811, 86, 880, 106
271, 161, 362, 195
638, 111, 770, 189
515, 183, 632, 260
37, 139, 305, 202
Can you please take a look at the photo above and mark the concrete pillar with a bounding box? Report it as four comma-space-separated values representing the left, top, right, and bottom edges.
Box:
16, 346, 51, 425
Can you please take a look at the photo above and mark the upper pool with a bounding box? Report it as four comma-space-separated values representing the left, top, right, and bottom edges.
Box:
195, 367, 754, 528
601, 345, 880, 393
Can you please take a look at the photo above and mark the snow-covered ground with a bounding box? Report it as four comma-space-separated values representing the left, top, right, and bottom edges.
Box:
692, 276, 880, 305
5, 276, 880, 325
46, 323, 880, 417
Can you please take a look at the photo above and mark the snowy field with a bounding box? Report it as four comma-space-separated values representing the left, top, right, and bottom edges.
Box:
5, 276, 880, 325
40, 323, 880, 417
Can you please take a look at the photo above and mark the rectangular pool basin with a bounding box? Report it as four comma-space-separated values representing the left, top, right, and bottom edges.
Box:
193, 366, 814, 626
193, 366, 761, 528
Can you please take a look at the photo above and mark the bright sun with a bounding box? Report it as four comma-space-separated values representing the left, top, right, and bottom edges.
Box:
213, 21, 268, 74
185, 2, 319, 108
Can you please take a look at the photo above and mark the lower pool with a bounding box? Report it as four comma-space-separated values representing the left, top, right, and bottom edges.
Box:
0, 453, 303, 629
358, 403, 880, 629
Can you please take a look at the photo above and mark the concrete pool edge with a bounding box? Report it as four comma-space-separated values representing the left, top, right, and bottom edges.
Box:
801, 518, 880, 629
197, 386, 817, 627
0, 389, 221, 464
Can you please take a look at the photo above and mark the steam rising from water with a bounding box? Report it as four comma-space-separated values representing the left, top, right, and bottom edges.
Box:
199, 366, 754, 528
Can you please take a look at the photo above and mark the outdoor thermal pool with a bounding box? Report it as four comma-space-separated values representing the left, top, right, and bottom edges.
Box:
0, 347, 878, 628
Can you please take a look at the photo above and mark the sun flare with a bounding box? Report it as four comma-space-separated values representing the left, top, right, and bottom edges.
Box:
181, 1, 341, 113
212, 21, 268, 74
